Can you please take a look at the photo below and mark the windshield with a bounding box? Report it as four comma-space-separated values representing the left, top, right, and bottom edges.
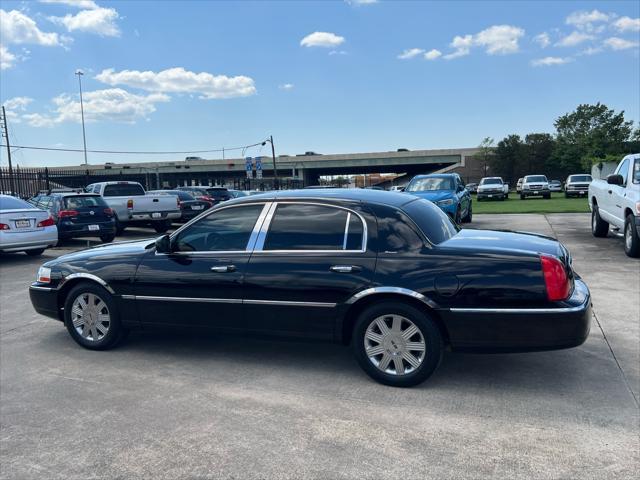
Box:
568, 175, 592, 183
406, 177, 454, 192
0, 196, 34, 210
525, 175, 547, 183
480, 178, 502, 185
103, 184, 145, 196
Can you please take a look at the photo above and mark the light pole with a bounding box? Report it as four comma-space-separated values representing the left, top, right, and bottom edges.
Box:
262, 135, 278, 189
75, 69, 88, 166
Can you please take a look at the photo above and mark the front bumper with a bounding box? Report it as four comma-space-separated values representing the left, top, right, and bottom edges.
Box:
441, 278, 592, 352
29, 284, 61, 320
477, 190, 506, 199
522, 188, 550, 197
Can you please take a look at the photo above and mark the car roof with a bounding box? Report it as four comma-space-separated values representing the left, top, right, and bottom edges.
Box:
411, 173, 457, 179
228, 188, 418, 208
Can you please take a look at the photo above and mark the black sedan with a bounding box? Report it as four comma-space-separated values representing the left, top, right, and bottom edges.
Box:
29, 189, 591, 387
148, 190, 211, 222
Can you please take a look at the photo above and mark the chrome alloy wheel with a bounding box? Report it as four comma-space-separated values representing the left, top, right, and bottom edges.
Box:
71, 292, 111, 341
364, 314, 426, 376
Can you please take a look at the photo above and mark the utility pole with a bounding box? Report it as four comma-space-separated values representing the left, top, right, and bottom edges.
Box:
1, 106, 15, 196
269, 135, 278, 189
75, 70, 88, 165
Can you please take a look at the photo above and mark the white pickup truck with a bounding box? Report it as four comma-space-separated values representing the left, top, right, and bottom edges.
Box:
476, 177, 509, 201
589, 153, 640, 257
86, 181, 181, 234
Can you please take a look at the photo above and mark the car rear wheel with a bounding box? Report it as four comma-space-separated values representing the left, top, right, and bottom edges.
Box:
624, 214, 640, 258
462, 202, 472, 223
591, 206, 609, 238
100, 234, 115, 243
353, 302, 443, 387
63, 283, 125, 350
153, 220, 172, 233
25, 248, 45, 256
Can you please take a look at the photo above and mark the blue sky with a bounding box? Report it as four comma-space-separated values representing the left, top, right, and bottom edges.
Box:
1, 0, 639, 167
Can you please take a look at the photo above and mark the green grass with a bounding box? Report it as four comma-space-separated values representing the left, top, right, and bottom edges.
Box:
473, 192, 590, 214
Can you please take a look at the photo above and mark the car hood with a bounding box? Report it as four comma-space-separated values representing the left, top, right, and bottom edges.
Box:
44, 238, 155, 267
405, 190, 454, 202
439, 228, 564, 259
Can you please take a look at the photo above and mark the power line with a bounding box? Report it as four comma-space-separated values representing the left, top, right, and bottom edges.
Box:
0, 141, 266, 155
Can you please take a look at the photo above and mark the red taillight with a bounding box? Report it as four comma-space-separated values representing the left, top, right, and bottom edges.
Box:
178, 201, 185, 208
58, 210, 79, 218
540, 255, 571, 301
104, 208, 113, 216
37, 217, 55, 227
176, 197, 180, 208
127, 199, 134, 209
0, 223, 9, 230
202, 195, 214, 202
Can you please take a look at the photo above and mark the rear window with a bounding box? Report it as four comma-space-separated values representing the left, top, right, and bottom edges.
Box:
63, 195, 107, 209
402, 199, 459, 245
103, 184, 146, 196
0, 196, 34, 210
207, 189, 230, 199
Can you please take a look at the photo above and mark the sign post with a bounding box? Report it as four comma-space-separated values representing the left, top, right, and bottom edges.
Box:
245, 157, 253, 179
255, 156, 263, 180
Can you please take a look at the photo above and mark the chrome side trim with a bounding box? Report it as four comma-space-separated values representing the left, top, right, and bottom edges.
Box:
63, 273, 115, 294
450, 305, 587, 314
243, 299, 336, 308
132, 295, 242, 304
345, 287, 439, 309
29, 285, 53, 291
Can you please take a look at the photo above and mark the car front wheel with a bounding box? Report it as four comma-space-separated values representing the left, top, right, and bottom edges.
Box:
63, 283, 125, 350
352, 301, 443, 387
624, 214, 640, 258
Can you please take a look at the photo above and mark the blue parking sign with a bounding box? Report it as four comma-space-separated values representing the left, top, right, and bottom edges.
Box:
245, 157, 253, 178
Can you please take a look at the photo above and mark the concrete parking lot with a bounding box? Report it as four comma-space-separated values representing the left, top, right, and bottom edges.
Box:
1, 213, 638, 479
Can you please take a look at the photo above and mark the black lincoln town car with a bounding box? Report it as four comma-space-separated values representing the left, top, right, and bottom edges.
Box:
29, 189, 591, 387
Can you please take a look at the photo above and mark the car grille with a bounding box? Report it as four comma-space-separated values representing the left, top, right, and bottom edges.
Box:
567, 184, 589, 190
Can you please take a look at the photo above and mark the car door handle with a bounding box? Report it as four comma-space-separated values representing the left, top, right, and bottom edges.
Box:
210, 265, 236, 273
330, 265, 361, 273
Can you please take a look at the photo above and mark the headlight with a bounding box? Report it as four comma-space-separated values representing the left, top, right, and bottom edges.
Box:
436, 199, 455, 206
635, 202, 640, 215
37, 266, 51, 283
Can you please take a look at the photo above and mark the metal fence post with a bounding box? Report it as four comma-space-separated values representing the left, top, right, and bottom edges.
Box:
45, 167, 50, 191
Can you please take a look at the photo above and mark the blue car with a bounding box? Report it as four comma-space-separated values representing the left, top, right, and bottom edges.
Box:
404, 173, 472, 223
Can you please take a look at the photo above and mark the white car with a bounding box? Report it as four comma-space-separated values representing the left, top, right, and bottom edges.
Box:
520, 175, 551, 199
565, 174, 592, 198
589, 153, 640, 257
476, 177, 509, 201
0, 195, 58, 256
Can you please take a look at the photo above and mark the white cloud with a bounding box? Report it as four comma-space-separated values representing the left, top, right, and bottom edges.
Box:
397, 48, 424, 59
328, 50, 347, 56
3, 96, 33, 110
424, 49, 442, 60
531, 56, 573, 67
613, 16, 640, 33
49, 6, 120, 37
0, 9, 61, 46
580, 46, 603, 56
534, 32, 550, 48
556, 31, 594, 47
603, 37, 639, 51
95, 67, 257, 99
23, 88, 170, 127
443, 25, 524, 59
566, 9, 610, 30
40, 0, 99, 8
0, 45, 16, 70
279, 83, 294, 90
300, 32, 345, 48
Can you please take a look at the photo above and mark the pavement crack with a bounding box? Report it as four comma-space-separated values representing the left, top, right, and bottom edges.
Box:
592, 309, 639, 408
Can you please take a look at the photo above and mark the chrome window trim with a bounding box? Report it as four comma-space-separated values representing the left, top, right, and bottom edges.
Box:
254, 201, 368, 254
342, 212, 351, 250
156, 202, 272, 256
62, 273, 115, 294
345, 287, 439, 309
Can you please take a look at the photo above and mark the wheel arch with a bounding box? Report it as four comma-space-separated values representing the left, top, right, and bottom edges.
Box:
56, 274, 115, 320
340, 291, 450, 347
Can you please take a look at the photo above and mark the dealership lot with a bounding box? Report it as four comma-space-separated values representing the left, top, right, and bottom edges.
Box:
1, 214, 638, 479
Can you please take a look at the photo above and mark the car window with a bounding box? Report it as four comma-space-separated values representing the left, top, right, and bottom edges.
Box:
569, 175, 592, 182
525, 175, 547, 182
37, 196, 51, 209
480, 178, 502, 185
0, 196, 34, 210
402, 199, 459, 245
406, 177, 454, 192
173, 204, 264, 252
633, 159, 640, 184
373, 203, 426, 253
103, 184, 145, 196
63, 196, 107, 209
264, 203, 362, 251
616, 158, 630, 185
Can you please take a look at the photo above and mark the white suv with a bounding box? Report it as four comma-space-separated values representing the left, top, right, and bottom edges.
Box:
520, 175, 551, 200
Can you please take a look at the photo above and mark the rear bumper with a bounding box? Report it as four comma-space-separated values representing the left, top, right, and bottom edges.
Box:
441, 279, 591, 352
59, 221, 115, 238
0, 228, 58, 252
29, 284, 61, 320
127, 210, 181, 223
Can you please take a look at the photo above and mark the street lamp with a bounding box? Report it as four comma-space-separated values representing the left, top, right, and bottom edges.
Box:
75, 69, 88, 166
261, 135, 278, 189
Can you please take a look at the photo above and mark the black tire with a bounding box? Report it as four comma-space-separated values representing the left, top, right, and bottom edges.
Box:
462, 202, 472, 223
505, 193, 509, 199
477, 197, 483, 202
25, 248, 45, 256
520, 194, 525, 200
591, 205, 609, 238
565, 193, 569, 198
352, 301, 443, 387
454, 208, 462, 225
543, 193, 551, 199
63, 283, 125, 350
153, 220, 171, 233
100, 234, 116, 243
624, 214, 640, 258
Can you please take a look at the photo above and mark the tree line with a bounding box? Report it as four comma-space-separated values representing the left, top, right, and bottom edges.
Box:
481, 103, 640, 184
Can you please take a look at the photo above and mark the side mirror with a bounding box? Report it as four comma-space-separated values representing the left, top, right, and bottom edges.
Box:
155, 234, 172, 253
606, 174, 624, 186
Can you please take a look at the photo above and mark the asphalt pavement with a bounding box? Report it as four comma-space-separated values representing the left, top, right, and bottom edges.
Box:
0, 214, 638, 479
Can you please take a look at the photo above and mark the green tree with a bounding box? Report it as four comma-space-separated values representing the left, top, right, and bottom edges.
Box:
525, 133, 555, 178
552, 103, 634, 173
492, 134, 524, 185
477, 137, 495, 177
